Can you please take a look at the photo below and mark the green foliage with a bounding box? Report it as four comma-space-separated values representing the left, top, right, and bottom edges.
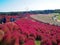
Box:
54, 9, 60, 13
57, 15, 60, 20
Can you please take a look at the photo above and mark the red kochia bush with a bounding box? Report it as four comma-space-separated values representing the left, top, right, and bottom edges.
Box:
0, 30, 4, 41
4, 22, 20, 32
3, 30, 12, 45
12, 30, 25, 45
24, 38, 35, 45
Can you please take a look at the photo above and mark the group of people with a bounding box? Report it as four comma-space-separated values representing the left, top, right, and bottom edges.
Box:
0, 17, 6, 24
52, 15, 58, 25
0, 17, 15, 24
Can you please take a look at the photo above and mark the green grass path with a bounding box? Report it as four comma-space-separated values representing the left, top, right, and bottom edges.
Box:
35, 40, 40, 45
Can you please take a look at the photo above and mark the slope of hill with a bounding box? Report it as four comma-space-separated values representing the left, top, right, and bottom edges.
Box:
30, 14, 60, 26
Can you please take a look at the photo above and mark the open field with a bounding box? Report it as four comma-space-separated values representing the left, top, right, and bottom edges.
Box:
30, 14, 60, 26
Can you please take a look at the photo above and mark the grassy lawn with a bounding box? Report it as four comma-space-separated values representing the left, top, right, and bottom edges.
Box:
35, 40, 40, 45
57, 15, 60, 20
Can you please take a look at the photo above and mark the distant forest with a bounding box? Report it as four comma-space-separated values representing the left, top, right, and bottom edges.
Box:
0, 9, 60, 15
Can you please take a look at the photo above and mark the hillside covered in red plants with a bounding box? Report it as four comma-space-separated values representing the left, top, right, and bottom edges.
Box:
0, 15, 60, 45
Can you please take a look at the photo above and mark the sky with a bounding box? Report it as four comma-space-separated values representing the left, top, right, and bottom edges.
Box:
0, 0, 60, 12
